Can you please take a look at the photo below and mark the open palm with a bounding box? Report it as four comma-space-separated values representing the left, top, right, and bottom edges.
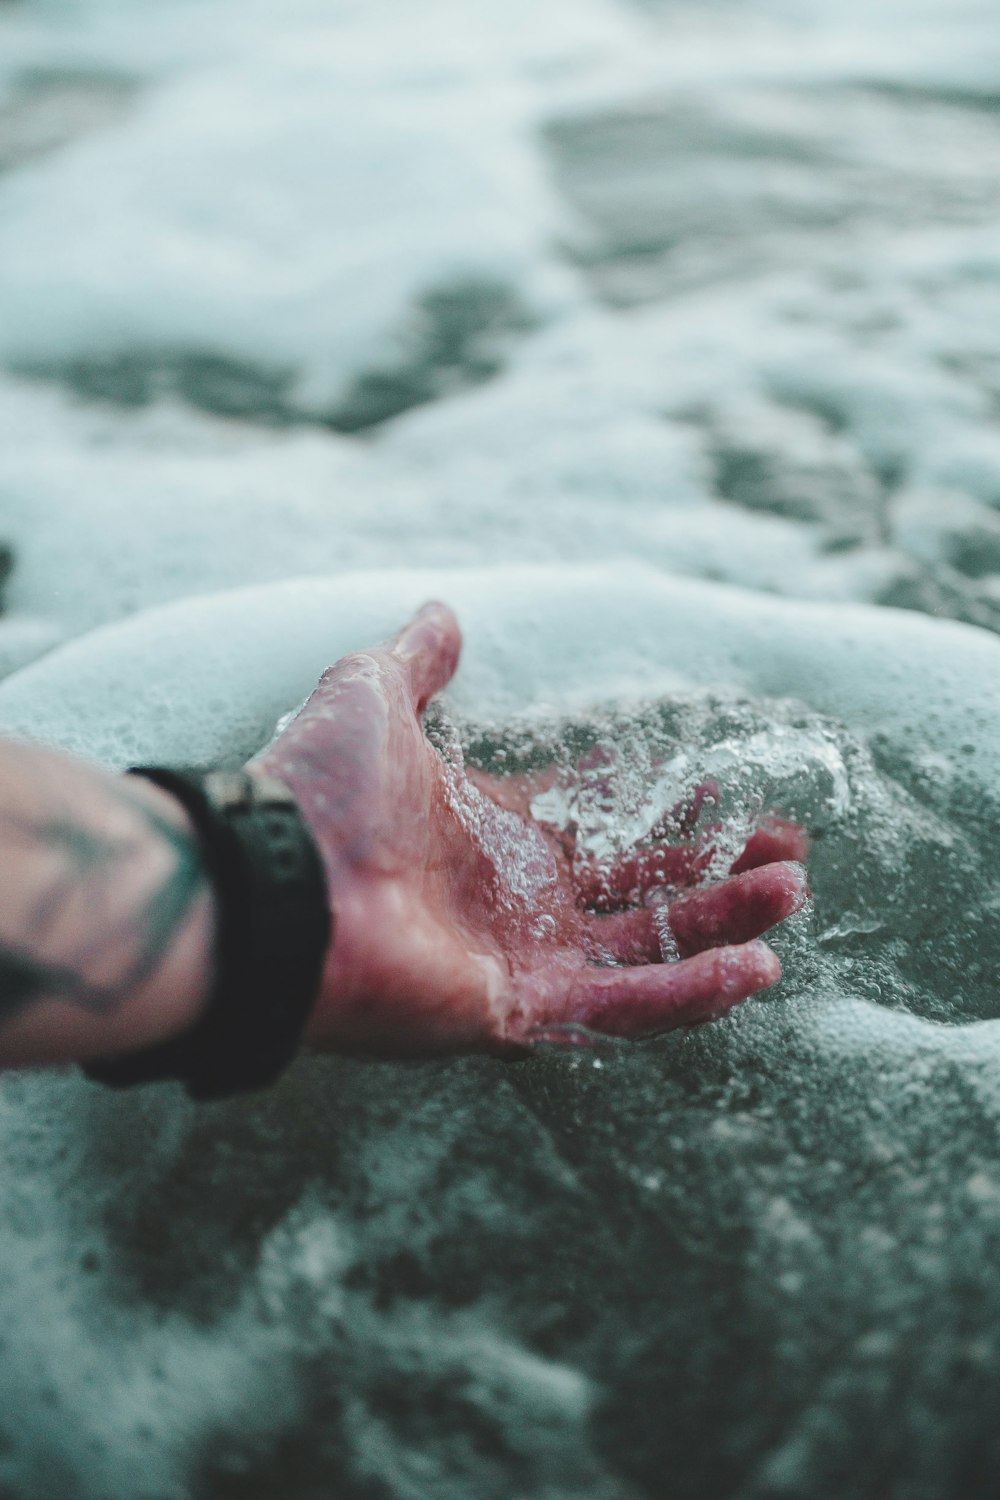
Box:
251, 604, 809, 1056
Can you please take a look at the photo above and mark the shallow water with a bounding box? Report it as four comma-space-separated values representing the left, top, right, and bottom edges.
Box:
0, 1, 999, 1496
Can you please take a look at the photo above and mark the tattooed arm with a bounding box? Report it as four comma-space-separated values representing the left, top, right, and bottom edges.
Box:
0, 741, 214, 1069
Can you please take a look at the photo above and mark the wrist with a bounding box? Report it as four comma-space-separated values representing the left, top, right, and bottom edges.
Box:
85, 768, 331, 1099
115, 775, 217, 1042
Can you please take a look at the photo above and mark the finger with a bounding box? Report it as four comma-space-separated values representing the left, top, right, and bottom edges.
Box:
585, 907, 661, 965
574, 844, 711, 912
575, 812, 810, 913
730, 815, 810, 874
389, 601, 462, 714
585, 860, 808, 964
668, 861, 809, 956
257, 602, 461, 758
557, 941, 782, 1038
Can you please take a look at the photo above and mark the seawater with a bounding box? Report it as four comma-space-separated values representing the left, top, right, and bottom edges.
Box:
0, 0, 998, 1495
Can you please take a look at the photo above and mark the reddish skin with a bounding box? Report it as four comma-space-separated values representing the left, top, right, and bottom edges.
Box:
251, 604, 810, 1057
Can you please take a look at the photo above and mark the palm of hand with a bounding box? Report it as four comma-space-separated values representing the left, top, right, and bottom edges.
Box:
252, 605, 809, 1056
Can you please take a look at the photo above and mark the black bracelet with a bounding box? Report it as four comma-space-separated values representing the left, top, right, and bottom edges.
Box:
83, 768, 331, 1101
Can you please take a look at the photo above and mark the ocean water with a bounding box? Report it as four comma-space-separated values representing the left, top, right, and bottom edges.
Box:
0, 1, 999, 1495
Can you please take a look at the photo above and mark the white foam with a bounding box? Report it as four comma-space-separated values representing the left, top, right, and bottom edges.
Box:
0, 0, 625, 406
1, 564, 997, 793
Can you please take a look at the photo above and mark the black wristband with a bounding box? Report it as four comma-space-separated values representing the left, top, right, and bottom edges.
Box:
83, 768, 331, 1101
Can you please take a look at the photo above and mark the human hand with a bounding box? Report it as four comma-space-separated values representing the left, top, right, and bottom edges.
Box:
250, 604, 809, 1056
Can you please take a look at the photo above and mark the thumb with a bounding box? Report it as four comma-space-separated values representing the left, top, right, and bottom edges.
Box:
389, 602, 463, 715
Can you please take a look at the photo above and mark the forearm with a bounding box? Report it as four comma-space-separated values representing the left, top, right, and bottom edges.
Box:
0, 741, 214, 1070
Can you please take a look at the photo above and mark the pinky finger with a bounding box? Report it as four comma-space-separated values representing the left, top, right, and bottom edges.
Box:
560, 941, 781, 1039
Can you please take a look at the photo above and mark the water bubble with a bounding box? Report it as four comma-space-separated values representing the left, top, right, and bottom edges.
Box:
819, 912, 886, 946
532, 915, 557, 941
645, 887, 681, 963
